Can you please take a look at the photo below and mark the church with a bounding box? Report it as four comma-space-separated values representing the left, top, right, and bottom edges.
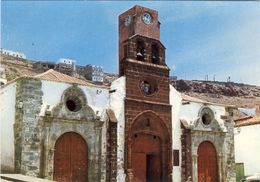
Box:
0, 5, 236, 182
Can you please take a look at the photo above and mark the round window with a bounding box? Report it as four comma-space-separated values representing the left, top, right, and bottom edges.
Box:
200, 107, 214, 126
202, 113, 212, 125
140, 80, 158, 95
66, 98, 82, 112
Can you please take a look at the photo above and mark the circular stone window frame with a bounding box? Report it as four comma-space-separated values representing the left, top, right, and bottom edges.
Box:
139, 78, 159, 97
199, 107, 215, 127
65, 96, 82, 112
62, 86, 87, 113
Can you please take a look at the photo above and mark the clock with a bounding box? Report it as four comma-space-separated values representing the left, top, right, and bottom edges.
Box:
142, 12, 152, 24
124, 16, 131, 27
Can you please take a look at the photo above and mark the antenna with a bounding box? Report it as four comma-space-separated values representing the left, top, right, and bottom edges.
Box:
227, 76, 231, 83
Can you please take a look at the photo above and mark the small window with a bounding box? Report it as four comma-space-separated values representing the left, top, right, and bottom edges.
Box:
140, 80, 158, 95
202, 113, 212, 125
173, 150, 179, 166
65, 97, 82, 112
140, 81, 151, 94
200, 107, 214, 126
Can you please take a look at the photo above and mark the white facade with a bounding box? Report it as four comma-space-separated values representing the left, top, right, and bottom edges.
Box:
170, 85, 182, 181
235, 124, 260, 176
0, 82, 17, 171
109, 76, 126, 181
1, 49, 26, 59
58, 58, 75, 65
39, 79, 110, 119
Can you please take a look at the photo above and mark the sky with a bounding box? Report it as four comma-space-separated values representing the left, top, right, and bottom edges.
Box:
1, 1, 260, 86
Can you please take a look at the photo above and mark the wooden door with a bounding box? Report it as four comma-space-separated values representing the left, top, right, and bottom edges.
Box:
198, 141, 218, 182
54, 132, 88, 182
146, 154, 161, 182
132, 133, 162, 182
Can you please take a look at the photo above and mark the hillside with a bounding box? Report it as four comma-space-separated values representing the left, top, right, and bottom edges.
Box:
171, 79, 260, 109
1, 54, 260, 110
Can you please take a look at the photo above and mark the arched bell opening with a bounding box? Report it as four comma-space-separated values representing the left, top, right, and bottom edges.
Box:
151, 44, 159, 64
136, 40, 145, 61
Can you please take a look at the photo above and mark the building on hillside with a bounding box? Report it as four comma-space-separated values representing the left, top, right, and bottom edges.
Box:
0, 5, 236, 182
75, 65, 104, 83
55, 58, 76, 76
0, 64, 7, 85
234, 115, 260, 180
84, 65, 104, 83
33, 61, 56, 72
0, 48, 26, 59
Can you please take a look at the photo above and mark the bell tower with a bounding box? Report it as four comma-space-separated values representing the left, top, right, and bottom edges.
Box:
119, 5, 172, 182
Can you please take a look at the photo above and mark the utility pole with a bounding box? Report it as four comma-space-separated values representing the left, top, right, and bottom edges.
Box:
227, 76, 231, 83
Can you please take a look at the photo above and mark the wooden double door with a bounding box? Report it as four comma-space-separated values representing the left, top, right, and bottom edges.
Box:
54, 132, 88, 182
198, 141, 218, 182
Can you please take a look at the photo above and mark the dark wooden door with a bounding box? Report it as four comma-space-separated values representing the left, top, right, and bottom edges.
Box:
198, 141, 218, 182
54, 132, 88, 182
146, 154, 161, 182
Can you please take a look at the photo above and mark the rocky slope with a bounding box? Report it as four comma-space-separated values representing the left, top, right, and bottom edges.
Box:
171, 79, 260, 109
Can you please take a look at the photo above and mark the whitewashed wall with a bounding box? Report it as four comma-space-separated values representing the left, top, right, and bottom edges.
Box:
40, 80, 110, 120
0, 82, 17, 171
179, 102, 226, 130
170, 85, 182, 181
235, 124, 260, 176
79, 84, 109, 121
40, 81, 70, 116
109, 76, 126, 182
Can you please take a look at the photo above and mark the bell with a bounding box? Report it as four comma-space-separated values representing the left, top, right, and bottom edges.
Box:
137, 52, 143, 57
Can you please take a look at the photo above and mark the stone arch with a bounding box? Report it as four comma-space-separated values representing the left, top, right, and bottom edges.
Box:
52, 85, 95, 121
193, 106, 222, 131
151, 43, 159, 64
136, 39, 145, 61
192, 136, 223, 157
127, 110, 171, 182
61, 85, 87, 107
191, 137, 224, 182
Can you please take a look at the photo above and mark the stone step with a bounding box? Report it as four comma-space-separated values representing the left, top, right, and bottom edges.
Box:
0, 174, 55, 182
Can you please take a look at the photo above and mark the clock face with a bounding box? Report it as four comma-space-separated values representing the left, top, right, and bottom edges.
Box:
142, 12, 152, 24
124, 16, 131, 27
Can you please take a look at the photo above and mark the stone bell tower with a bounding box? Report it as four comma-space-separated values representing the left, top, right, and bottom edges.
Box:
118, 5, 172, 182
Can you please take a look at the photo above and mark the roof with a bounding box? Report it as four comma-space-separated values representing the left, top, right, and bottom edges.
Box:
1, 69, 109, 89
181, 93, 206, 103
235, 115, 260, 127
181, 93, 235, 108
34, 69, 93, 85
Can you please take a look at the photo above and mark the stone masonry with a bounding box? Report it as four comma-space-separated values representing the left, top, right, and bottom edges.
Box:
14, 78, 43, 176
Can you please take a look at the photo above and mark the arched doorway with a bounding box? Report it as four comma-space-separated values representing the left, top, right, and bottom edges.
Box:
198, 141, 218, 182
129, 112, 171, 182
54, 132, 88, 182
